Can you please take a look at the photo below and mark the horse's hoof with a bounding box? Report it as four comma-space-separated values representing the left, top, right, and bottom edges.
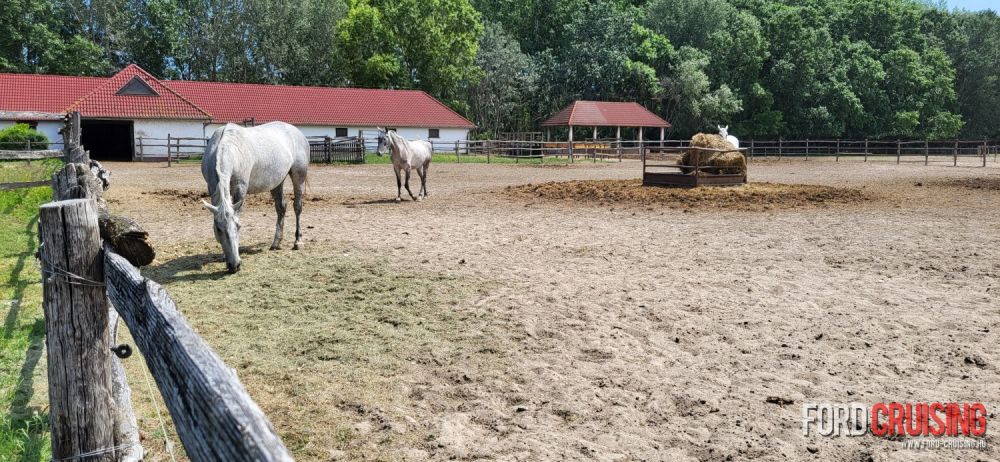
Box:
293, 242, 302, 250
395, 197, 402, 203
269, 245, 280, 251
416, 196, 423, 202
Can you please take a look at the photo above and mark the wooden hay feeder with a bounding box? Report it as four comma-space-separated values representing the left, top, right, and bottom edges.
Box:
642, 146, 747, 188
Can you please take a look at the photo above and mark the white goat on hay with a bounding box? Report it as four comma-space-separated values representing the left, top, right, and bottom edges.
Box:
718, 125, 740, 149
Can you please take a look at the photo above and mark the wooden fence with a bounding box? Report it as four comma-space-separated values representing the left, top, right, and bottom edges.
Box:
741, 138, 998, 166
135, 135, 208, 165
308, 136, 364, 163
0, 113, 77, 191
35, 114, 293, 461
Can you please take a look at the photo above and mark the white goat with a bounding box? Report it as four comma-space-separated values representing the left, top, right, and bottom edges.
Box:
718, 125, 740, 149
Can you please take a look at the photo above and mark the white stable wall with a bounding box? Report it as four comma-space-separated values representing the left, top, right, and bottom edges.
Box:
206, 124, 469, 146
0, 120, 64, 148
133, 119, 207, 159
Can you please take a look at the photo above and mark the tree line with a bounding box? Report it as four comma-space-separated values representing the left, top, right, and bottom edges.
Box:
2, 0, 998, 140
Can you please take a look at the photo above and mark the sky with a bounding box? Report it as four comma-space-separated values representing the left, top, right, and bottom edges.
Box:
944, 0, 997, 12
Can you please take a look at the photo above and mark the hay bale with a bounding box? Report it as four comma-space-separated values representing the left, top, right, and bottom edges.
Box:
680, 133, 744, 175
710, 151, 747, 175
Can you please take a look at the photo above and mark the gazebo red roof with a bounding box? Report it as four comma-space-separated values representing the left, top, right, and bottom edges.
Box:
542, 101, 670, 128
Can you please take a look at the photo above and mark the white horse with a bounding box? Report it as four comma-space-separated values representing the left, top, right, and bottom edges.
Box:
718, 125, 740, 149
375, 129, 432, 201
201, 122, 309, 273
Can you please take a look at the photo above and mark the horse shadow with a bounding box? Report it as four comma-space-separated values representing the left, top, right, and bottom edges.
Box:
343, 198, 403, 206
144, 245, 267, 283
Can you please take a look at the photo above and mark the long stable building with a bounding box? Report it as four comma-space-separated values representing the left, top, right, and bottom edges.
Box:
0, 64, 475, 160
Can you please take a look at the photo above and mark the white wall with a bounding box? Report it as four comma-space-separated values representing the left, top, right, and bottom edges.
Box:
206, 123, 470, 145
133, 119, 207, 159
0, 120, 63, 148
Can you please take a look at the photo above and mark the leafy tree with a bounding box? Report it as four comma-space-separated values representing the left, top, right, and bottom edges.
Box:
465, 22, 538, 137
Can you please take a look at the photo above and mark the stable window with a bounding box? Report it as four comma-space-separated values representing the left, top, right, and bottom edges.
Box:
335, 127, 348, 137
428, 128, 440, 138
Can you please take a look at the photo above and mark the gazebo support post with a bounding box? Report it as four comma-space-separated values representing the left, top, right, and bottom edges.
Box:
660, 127, 665, 148
568, 125, 574, 163
616, 126, 622, 161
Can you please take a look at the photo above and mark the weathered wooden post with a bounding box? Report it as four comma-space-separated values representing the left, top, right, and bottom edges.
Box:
805, 139, 810, 160
864, 138, 869, 162
954, 139, 959, 166
104, 248, 294, 461
167, 134, 173, 167
925, 140, 930, 165
62, 112, 86, 163
39, 198, 118, 462
778, 138, 783, 159
835, 139, 841, 162
896, 139, 901, 164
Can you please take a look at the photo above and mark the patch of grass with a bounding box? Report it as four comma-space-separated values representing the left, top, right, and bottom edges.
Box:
507, 179, 869, 211
0, 159, 62, 184
134, 242, 507, 460
0, 185, 52, 462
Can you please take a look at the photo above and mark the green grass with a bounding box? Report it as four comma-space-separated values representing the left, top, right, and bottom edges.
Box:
363, 152, 589, 164
0, 159, 62, 184
0, 184, 52, 462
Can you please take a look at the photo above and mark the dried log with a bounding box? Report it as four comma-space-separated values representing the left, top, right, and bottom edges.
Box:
51, 162, 155, 266
104, 246, 294, 462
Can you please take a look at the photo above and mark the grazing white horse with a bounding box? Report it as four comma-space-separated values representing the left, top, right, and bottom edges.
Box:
376, 129, 432, 201
201, 122, 309, 273
718, 125, 740, 149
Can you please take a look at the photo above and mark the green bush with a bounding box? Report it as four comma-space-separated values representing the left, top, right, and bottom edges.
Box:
0, 124, 49, 150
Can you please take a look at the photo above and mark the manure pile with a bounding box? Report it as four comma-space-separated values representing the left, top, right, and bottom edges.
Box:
507, 179, 868, 211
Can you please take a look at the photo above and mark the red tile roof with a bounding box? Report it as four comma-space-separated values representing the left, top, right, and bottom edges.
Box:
0, 73, 104, 114
67, 64, 211, 120
542, 101, 670, 128
0, 65, 475, 128
165, 80, 475, 128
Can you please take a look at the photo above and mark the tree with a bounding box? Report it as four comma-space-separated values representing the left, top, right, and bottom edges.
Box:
465, 22, 538, 137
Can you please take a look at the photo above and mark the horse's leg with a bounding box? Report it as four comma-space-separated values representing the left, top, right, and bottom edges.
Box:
421, 163, 429, 198
404, 167, 416, 200
269, 183, 286, 250
415, 167, 425, 200
291, 170, 305, 250
394, 165, 403, 202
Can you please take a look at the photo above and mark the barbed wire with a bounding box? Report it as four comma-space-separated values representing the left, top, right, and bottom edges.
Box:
35, 242, 105, 287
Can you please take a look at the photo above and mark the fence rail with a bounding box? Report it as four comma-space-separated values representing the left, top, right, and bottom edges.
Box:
128, 134, 1000, 167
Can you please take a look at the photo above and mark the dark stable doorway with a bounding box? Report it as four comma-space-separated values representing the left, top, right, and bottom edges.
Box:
81, 120, 134, 161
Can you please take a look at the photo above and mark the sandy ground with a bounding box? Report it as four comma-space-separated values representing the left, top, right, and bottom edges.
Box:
97, 158, 999, 461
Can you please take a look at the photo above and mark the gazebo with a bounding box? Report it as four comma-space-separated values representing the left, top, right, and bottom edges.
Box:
541, 101, 671, 154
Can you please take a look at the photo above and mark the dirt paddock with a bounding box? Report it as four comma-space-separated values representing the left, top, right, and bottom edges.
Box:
98, 159, 998, 461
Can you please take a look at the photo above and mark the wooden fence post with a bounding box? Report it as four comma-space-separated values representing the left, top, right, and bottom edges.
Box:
805, 139, 810, 160
62, 112, 86, 163
982, 139, 987, 167
864, 139, 869, 162
167, 134, 173, 167
836, 139, 841, 162
454, 140, 459, 161
137, 137, 144, 161
103, 247, 294, 461
896, 139, 901, 164
39, 198, 118, 462
778, 138, 783, 159
954, 139, 959, 166
925, 140, 929, 165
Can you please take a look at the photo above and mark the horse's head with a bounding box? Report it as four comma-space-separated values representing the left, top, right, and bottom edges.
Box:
718, 125, 729, 138
202, 198, 242, 273
375, 127, 391, 156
